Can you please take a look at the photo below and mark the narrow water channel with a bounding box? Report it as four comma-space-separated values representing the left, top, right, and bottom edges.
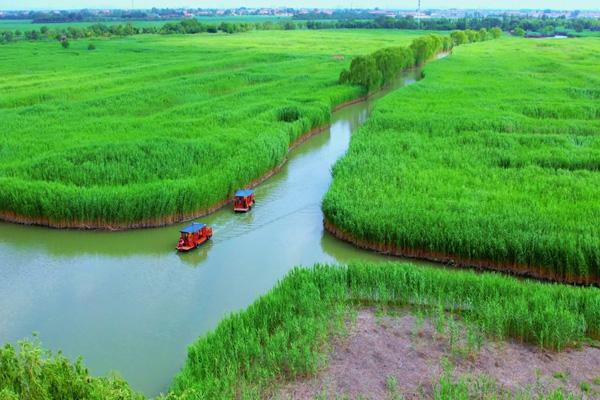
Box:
0, 67, 428, 397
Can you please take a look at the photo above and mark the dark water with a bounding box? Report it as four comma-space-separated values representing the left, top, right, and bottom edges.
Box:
0, 67, 427, 397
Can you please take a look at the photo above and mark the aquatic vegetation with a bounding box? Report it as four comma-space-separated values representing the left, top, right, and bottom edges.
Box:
0, 29, 428, 227
323, 37, 600, 283
3, 262, 598, 399
169, 262, 600, 398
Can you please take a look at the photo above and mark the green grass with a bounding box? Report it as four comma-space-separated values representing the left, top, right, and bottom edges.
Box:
0, 335, 143, 400
169, 262, 600, 398
0, 29, 428, 226
323, 37, 600, 283
434, 359, 580, 399
3, 261, 600, 399
3, 30, 600, 399
553, 371, 568, 381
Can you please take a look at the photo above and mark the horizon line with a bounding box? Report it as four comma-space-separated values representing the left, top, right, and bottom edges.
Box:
2, 6, 600, 12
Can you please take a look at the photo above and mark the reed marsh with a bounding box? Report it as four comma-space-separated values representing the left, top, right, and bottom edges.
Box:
324, 37, 600, 284
0, 30, 428, 228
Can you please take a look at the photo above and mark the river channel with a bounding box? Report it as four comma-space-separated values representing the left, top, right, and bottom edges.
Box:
0, 66, 432, 397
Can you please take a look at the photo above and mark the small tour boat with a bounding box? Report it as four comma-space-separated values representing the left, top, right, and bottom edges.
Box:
234, 189, 255, 213
176, 222, 213, 252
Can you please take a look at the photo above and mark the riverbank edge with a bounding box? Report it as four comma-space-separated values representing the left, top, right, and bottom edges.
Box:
0, 52, 448, 230
323, 219, 599, 287
0, 121, 330, 231
0, 100, 360, 230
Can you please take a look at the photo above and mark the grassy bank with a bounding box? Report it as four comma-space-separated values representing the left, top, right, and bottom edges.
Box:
0, 29, 431, 228
170, 262, 600, 398
323, 37, 600, 284
3, 262, 600, 398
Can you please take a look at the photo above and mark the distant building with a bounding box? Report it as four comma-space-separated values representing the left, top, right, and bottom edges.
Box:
369, 9, 397, 17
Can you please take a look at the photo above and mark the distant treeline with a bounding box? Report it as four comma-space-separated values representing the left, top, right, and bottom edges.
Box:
2, 8, 599, 33
1, 15, 597, 44
304, 15, 600, 33
339, 28, 502, 91
0, 20, 300, 43
0, 8, 202, 23
30, 11, 152, 24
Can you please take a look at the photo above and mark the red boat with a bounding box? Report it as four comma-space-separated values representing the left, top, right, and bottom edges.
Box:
234, 189, 255, 213
176, 222, 213, 252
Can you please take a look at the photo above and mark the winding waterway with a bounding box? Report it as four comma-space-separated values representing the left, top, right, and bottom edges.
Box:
0, 66, 432, 397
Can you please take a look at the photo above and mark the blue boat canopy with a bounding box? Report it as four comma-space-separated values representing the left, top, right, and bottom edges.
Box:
235, 189, 254, 198
180, 222, 206, 234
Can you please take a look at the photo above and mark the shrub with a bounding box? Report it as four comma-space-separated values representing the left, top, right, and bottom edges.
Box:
340, 31, 499, 92
373, 47, 416, 84
0, 336, 142, 400
465, 29, 480, 42
347, 55, 382, 91
479, 28, 488, 41
451, 30, 468, 45
410, 34, 443, 65
490, 27, 503, 39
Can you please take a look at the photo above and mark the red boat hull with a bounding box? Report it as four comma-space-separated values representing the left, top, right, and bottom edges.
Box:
177, 236, 211, 251
176, 226, 213, 252
234, 197, 255, 213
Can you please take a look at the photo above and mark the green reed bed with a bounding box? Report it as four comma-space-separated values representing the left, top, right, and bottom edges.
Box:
169, 262, 600, 399
0, 30, 431, 227
323, 37, 600, 283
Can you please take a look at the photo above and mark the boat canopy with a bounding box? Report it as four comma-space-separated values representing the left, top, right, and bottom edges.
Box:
180, 222, 206, 234
235, 189, 254, 198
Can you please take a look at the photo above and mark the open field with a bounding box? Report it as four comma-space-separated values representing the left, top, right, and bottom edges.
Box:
323, 37, 600, 284
0, 29, 429, 228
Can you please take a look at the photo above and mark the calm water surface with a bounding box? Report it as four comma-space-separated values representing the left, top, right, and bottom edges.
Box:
0, 68, 429, 397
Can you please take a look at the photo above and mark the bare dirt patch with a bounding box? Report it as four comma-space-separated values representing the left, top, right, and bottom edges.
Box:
274, 309, 600, 399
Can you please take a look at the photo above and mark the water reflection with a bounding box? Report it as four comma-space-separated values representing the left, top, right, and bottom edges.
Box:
177, 241, 213, 267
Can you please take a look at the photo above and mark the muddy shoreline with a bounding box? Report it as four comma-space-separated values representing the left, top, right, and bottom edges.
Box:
323, 219, 600, 287
276, 309, 600, 400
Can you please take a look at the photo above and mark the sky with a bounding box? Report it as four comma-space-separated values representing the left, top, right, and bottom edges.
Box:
0, 0, 598, 10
